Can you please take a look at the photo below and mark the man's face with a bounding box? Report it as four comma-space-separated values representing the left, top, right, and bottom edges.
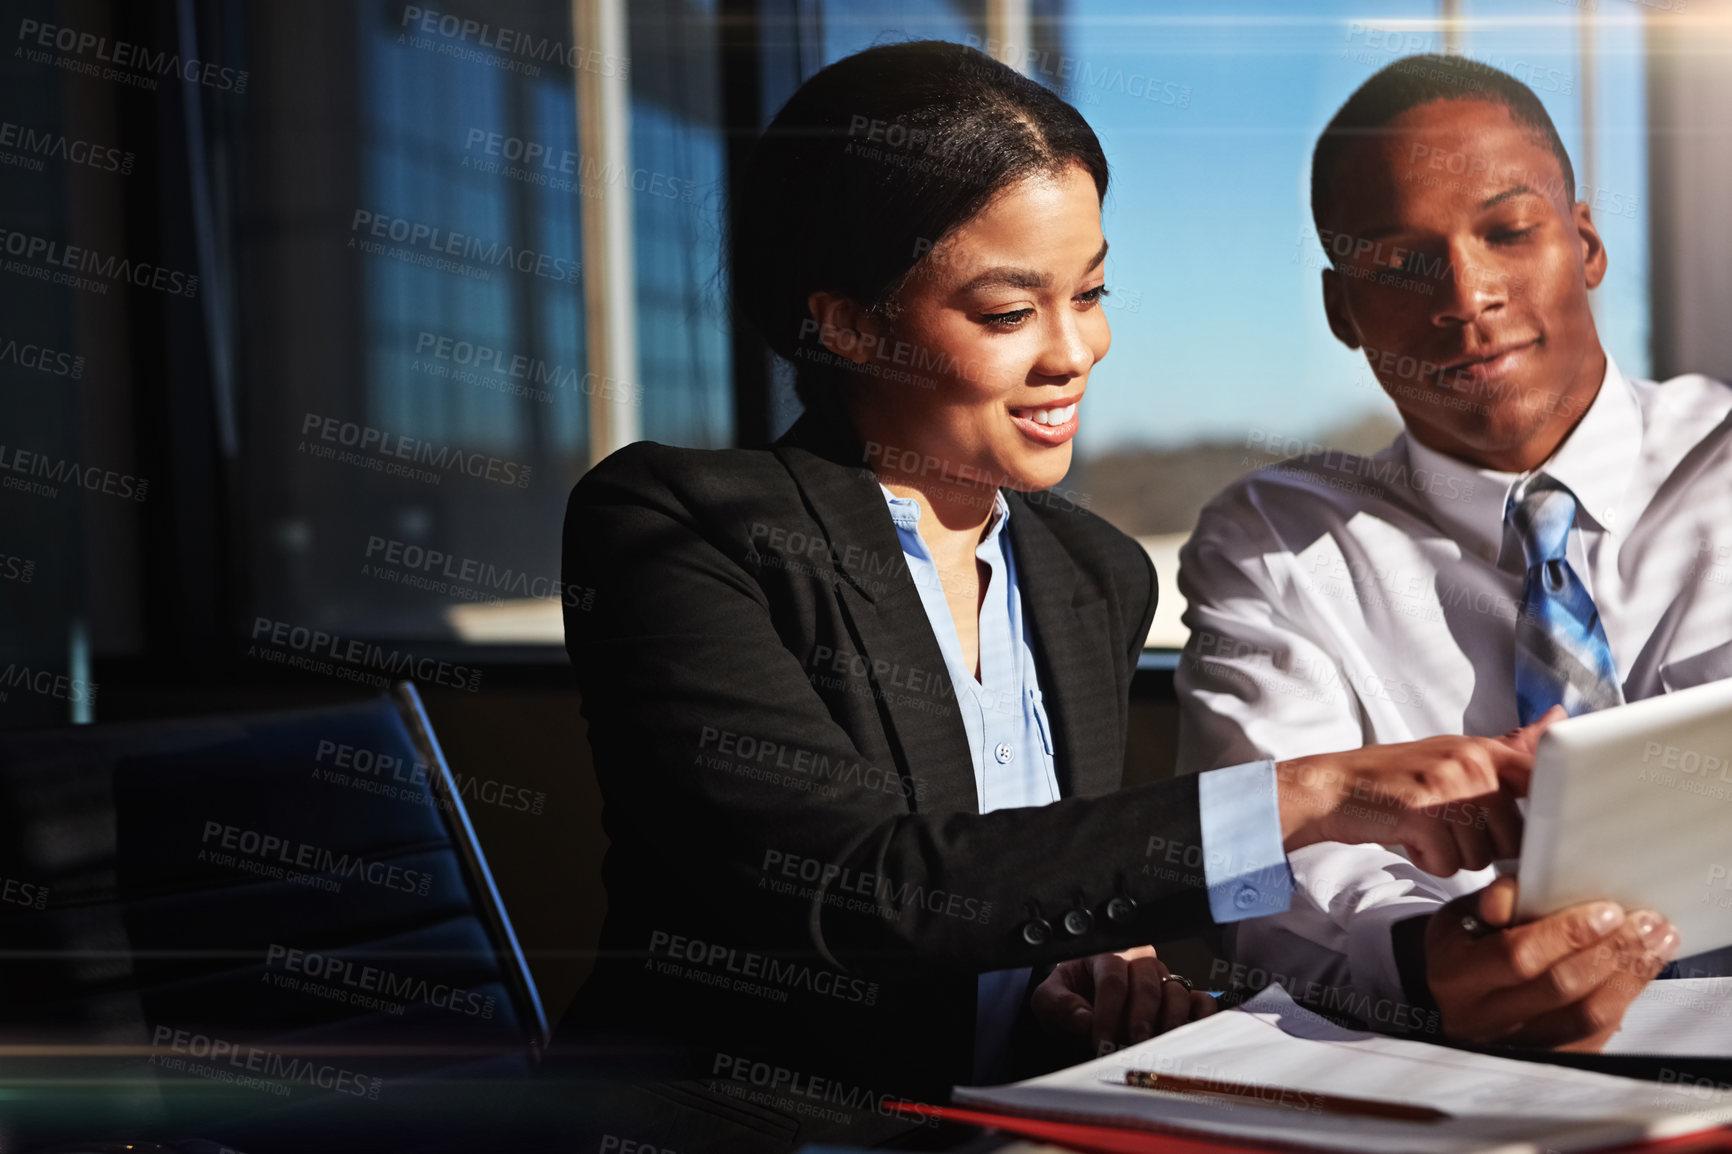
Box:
1319, 98, 1607, 472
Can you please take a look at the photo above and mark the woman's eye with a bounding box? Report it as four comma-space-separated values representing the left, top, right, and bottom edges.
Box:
981, 308, 1034, 328
1076, 285, 1109, 306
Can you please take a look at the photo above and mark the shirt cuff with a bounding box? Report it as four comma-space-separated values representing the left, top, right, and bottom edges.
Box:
1197, 760, 1294, 923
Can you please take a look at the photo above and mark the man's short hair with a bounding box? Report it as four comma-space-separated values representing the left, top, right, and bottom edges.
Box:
1310, 53, 1576, 243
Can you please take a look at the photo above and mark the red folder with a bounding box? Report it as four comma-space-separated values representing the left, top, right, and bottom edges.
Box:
886, 1100, 1732, 1154
886, 1100, 1291, 1153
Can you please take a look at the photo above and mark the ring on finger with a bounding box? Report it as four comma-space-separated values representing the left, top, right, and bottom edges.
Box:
1161, 973, 1195, 992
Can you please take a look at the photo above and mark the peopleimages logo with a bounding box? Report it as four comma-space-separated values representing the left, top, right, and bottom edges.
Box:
364, 535, 594, 608
0, 121, 133, 174
200, 819, 435, 897
298, 412, 532, 489
265, 944, 496, 1019
249, 615, 484, 692
348, 211, 580, 285
0, 224, 198, 297
412, 330, 638, 404
0, 335, 83, 378
647, 930, 880, 1006
0, 664, 97, 706
16, 19, 249, 92
760, 849, 991, 923
150, 1025, 381, 1100
311, 738, 548, 816
461, 130, 696, 202
0, 443, 148, 502
398, 6, 628, 76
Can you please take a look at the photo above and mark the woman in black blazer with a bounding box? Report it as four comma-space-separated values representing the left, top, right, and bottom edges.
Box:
549, 40, 1531, 1153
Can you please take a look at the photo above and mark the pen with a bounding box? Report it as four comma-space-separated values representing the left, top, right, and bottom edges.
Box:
1122, 1069, 1450, 1123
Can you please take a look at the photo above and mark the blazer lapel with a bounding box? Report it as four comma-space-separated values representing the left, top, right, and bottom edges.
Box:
1005, 497, 1124, 800
771, 406, 1127, 808
772, 408, 980, 816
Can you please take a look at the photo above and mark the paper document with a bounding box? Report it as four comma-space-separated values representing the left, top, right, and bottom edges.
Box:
954, 986, 1732, 1153
1607, 977, 1732, 1057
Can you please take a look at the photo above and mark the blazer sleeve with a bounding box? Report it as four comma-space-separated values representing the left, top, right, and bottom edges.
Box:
565, 444, 1215, 981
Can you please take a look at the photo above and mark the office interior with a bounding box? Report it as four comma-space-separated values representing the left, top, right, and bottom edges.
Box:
3, 0, 1732, 1150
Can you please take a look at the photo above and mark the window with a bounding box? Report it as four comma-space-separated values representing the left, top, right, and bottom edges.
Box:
242, 1, 731, 650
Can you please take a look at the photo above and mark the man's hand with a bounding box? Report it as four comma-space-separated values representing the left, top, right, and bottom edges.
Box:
1030, 946, 1217, 1057
1274, 706, 1565, 876
1428, 876, 1678, 1050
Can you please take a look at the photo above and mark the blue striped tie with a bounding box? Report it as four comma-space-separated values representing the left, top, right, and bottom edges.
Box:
1509, 475, 1623, 726
1508, 477, 1698, 980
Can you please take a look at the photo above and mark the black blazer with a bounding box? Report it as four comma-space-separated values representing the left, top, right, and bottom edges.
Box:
557, 400, 1217, 1125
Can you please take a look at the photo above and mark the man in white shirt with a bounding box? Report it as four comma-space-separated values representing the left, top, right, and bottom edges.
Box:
1177, 53, 1726, 1050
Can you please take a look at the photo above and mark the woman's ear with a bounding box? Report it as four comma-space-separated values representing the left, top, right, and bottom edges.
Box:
805, 291, 889, 364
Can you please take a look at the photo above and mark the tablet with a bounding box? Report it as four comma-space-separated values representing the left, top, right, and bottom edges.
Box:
1516, 675, 1732, 958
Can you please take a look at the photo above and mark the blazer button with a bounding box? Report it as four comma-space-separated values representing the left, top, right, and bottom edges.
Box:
1021, 918, 1051, 946
1105, 896, 1136, 923
1062, 909, 1093, 937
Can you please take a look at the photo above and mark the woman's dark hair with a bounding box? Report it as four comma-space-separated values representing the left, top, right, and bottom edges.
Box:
731, 40, 1109, 414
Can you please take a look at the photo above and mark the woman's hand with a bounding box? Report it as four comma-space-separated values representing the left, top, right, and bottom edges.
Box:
1274, 706, 1565, 876
1030, 946, 1217, 1057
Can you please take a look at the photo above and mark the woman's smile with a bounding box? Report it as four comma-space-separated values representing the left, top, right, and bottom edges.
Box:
1008, 396, 1082, 446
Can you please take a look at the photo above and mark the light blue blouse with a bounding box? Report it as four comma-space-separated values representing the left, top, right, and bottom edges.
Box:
877, 484, 1291, 1084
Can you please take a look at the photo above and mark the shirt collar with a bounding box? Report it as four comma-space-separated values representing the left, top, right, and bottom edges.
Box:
1399, 353, 1639, 566
1533, 353, 1640, 538
879, 483, 1011, 546
1400, 433, 1519, 567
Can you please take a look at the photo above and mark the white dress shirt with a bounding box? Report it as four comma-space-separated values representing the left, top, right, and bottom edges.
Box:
1174, 356, 1732, 1016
